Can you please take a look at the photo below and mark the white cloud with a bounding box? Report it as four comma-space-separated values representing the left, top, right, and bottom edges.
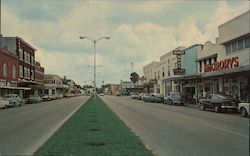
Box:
2, 1, 249, 86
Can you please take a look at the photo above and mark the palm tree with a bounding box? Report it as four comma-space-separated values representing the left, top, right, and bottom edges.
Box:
130, 72, 139, 87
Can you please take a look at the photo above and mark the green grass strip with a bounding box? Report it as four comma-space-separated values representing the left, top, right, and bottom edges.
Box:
35, 97, 153, 156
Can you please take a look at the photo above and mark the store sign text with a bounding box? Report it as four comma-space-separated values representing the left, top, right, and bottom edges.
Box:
204, 57, 239, 72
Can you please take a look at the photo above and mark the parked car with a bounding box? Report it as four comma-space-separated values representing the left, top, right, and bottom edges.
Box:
131, 93, 138, 99
3, 94, 23, 107
100, 93, 104, 96
143, 93, 163, 103
164, 92, 184, 105
238, 102, 250, 117
0, 97, 10, 109
26, 95, 43, 104
199, 94, 239, 113
138, 93, 145, 100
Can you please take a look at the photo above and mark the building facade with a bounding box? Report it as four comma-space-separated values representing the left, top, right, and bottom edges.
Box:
197, 11, 250, 101
43, 74, 69, 98
143, 61, 160, 93
0, 37, 37, 98
0, 48, 19, 96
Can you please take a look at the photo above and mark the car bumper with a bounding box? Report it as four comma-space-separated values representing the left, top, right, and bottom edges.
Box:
221, 105, 238, 109
173, 101, 184, 104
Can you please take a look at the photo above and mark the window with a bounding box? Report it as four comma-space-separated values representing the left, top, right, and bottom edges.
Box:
31, 70, 34, 80
19, 65, 23, 78
28, 68, 31, 78
199, 61, 202, 72
3, 64, 7, 78
245, 36, 250, 48
226, 44, 231, 54
168, 66, 170, 76
13, 65, 16, 79
19, 49, 23, 60
31, 56, 34, 65
24, 52, 27, 63
27, 53, 30, 64
209, 58, 211, 65
232, 41, 237, 52
157, 71, 160, 79
238, 39, 244, 51
162, 67, 165, 77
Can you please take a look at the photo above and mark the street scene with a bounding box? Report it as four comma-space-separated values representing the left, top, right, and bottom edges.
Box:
0, 0, 249, 156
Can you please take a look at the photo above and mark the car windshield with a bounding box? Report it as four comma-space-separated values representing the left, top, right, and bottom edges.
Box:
213, 94, 227, 99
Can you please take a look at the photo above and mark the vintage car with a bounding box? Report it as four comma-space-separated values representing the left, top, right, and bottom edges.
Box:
143, 93, 163, 103
3, 94, 23, 107
0, 97, 10, 109
164, 92, 184, 105
238, 102, 249, 117
199, 94, 239, 113
26, 95, 43, 104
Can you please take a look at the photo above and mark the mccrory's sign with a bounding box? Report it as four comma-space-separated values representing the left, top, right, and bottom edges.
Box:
204, 56, 239, 72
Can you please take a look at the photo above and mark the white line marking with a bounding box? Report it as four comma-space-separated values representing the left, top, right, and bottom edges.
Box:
205, 124, 249, 138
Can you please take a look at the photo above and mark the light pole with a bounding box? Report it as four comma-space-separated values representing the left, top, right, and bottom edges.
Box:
79, 36, 110, 100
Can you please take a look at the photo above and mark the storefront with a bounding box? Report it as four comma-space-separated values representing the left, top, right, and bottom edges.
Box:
201, 56, 250, 101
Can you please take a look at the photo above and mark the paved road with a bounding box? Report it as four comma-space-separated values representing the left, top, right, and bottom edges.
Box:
101, 95, 249, 156
0, 96, 89, 156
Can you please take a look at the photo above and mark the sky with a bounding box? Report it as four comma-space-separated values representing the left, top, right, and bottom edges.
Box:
1, 0, 249, 87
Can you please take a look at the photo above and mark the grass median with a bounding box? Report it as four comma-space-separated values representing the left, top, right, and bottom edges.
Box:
35, 97, 153, 156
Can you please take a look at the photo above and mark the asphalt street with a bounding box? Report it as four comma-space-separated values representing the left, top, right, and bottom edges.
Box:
101, 95, 249, 156
0, 96, 89, 156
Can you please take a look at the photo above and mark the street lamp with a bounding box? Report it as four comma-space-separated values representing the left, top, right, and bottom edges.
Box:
79, 36, 111, 100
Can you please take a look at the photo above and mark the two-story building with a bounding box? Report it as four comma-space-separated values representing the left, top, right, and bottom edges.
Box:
143, 61, 160, 93
43, 74, 69, 98
197, 11, 250, 101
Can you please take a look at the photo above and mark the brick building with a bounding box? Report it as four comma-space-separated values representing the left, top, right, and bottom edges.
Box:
0, 36, 36, 98
0, 48, 19, 96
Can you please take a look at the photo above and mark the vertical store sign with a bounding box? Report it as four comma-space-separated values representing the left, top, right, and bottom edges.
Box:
173, 49, 185, 75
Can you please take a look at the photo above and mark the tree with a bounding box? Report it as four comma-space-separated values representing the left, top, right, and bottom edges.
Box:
130, 72, 139, 87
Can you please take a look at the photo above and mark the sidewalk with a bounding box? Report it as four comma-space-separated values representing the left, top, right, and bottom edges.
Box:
35, 97, 153, 156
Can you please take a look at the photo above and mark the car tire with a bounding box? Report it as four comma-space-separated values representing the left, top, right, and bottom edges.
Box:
170, 100, 173, 105
214, 105, 221, 113
241, 108, 248, 117
200, 103, 206, 111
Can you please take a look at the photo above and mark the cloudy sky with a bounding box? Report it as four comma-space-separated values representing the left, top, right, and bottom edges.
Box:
1, 0, 249, 87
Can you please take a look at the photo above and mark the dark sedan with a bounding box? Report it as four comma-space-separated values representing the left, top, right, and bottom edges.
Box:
199, 94, 239, 113
26, 95, 43, 104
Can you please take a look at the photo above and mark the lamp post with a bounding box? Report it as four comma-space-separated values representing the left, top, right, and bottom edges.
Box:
79, 36, 110, 100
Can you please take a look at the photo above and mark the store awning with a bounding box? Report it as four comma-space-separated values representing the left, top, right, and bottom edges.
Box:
0, 86, 31, 90
196, 54, 217, 62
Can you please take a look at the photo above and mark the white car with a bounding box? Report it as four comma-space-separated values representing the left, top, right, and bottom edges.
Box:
0, 97, 10, 109
238, 102, 250, 117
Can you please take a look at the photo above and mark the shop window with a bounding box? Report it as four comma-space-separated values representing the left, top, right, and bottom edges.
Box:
245, 36, 250, 48
232, 41, 237, 52
238, 39, 244, 50
226, 44, 231, 54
